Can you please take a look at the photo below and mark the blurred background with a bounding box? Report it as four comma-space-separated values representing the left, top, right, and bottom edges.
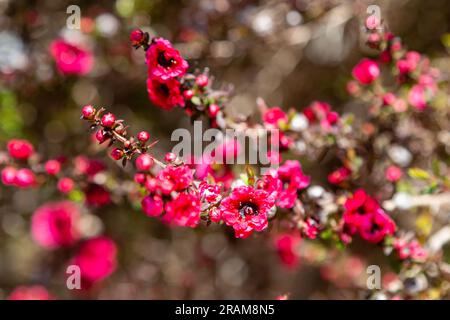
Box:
0, 0, 449, 299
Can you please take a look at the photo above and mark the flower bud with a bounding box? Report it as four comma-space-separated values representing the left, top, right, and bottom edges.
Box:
137, 131, 150, 142
110, 148, 124, 160
135, 154, 154, 171
57, 177, 74, 194
195, 74, 209, 87
101, 113, 116, 127
1, 166, 17, 185
208, 104, 220, 117
45, 160, 61, 176
82, 105, 96, 119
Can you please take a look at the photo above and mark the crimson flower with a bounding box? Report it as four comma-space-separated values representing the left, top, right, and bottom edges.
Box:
147, 77, 185, 110
219, 186, 275, 238
146, 38, 188, 81
163, 192, 201, 227
50, 39, 93, 75
157, 164, 193, 195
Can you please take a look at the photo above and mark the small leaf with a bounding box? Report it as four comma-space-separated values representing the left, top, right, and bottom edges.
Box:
408, 168, 430, 180
191, 96, 201, 106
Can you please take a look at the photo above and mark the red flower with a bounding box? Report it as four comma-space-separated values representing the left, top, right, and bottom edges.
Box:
50, 39, 93, 75
146, 38, 188, 81
85, 184, 111, 207
219, 186, 275, 238
385, 165, 403, 182
303, 218, 319, 239
328, 167, 351, 185
352, 58, 380, 85
7, 139, 34, 160
157, 164, 193, 195
274, 233, 301, 268
343, 189, 396, 243
31, 201, 80, 249
147, 77, 185, 110
72, 236, 117, 288
8, 285, 53, 300
302, 101, 339, 131
263, 107, 288, 129
14, 168, 36, 188
276, 160, 310, 209
141, 194, 164, 217
163, 192, 201, 227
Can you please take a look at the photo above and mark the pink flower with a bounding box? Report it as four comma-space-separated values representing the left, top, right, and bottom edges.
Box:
50, 39, 93, 75
302, 101, 339, 131
85, 184, 111, 207
394, 238, 427, 261
157, 164, 193, 194
8, 285, 53, 300
74, 156, 106, 177
31, 201, 81, 249
163, 192, 201, 227
147, 77, 185, 110
274, 233, 301, 268
385, 165, 403, 182
1, 166, 17, 185
408, 85, 427, 111
396, 51, 421, 74
359, 210, 396, 243
7, 139, 34, 160
343, 189, 396, 243
146, 38, 188, 81
14, 168, 36, 188
263, 107, 288, 129
219, 186, 275, 238
72, 236, 117, 288
141, 194, 164, 217
45, 159, 61, 175
276, 160, 310, 208
328, 167, 351, 185
352, 58, 380, 85
57, 177, 74, 194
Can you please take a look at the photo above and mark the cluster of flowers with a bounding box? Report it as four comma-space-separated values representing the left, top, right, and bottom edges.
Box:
131, 29, 226, 124
1, 18, 446, 299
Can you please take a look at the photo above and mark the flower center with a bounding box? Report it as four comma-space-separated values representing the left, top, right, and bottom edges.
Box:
156, 83, 170, 98
157, 51, 176, 68
239, 202, 259, 217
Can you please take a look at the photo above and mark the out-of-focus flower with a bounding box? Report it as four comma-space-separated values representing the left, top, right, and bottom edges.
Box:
7, 139, 34, 160
328, 167, 351, 185
141, 194, 164, 217
7, 285, 53, 300
352, 58, 380, 85
50, 39, 93, 75
262, 107, 288, 129
72, 236, 117, 288
385, 165, 403, 182
274, 233, 301, 268
85, 184, 111, 207
276, 160, 310, 208
31, 201, 81, 249
343, 189, 396, 244
219, 186, 275, 238
14, 168, 36, 188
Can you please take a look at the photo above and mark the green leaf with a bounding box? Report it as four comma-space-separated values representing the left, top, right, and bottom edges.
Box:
68, 190, 85, 203
408, 168, 430, 180
191, 96, 201, 106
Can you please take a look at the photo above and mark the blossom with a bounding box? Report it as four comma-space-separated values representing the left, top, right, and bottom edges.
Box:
385, 165, 403, 182
219, 186, 275, 238
31, 201, 81, 249
8, 285, 53, 300
276, 160, 310, 208
163, 192, 201, 227
50, 39, 93, 75
303, 218, 319, 239
262, 107, 288, 129
72, 236, 117, 288
141, 194, 164, 217
408, 84, 427, 111
343, 189, 396, 243
302, 101, 339, 131
14, 168, 36, 188
157, 164, 193, 194
394, 238, 427, 261
274, 233, 301, 268
85, 184, 111, 207
7, 139, 34, 159
146, 38, 188, 81
1, 166, 16, 185
147, 77, 185, 110
352, 58, 380, 85
328, 167, 351, 185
